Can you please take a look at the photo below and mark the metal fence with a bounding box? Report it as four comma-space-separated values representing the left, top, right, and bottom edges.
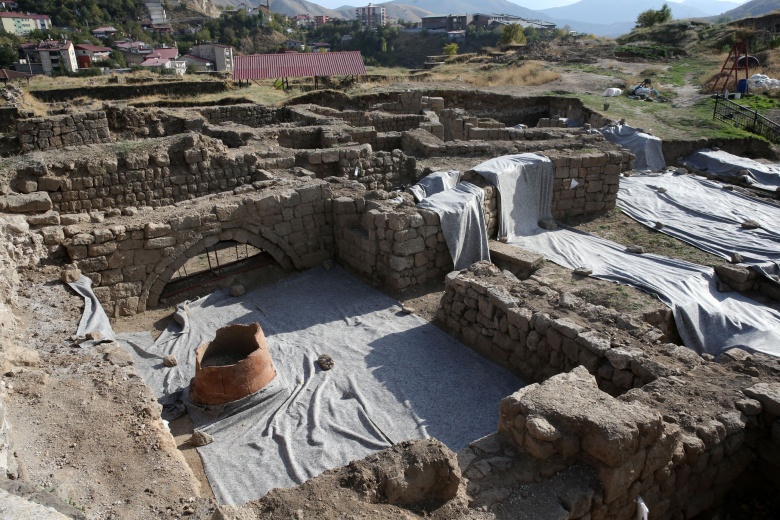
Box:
713, 95, 780, 142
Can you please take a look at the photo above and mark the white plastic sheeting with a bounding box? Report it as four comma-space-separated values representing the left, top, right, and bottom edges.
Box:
749, 73, 780, 90
417, 182, 491, 270
470, 154, 780, 358
67, 275, 115, 348
406, 170, 461, 203
681, 149, 780, 191
467, 153, 554, 239
599, 124, 666, 171
618, 172, 780, 282
603, 88, 623, 97
117, 267, 524, 505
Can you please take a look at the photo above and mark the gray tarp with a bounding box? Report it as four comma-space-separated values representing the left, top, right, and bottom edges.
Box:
618, 172, 780, 281
67, 275, 115, 348
117, 267, 523, 505
599, 124, 666, 172
417, 182, 490, 270
467, 153, 554, 239
471, 155, 780, 358
407, 170, 461, 203
681, 149, 780, 191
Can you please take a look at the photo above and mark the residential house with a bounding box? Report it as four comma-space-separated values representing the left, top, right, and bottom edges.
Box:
285, 39, 304, 51
91, 26, 118, 39
0, 11, 52, 36
293, 14, 311, 27
447, 30, 466, 42
121, 44, 176, 66
311, 42, 331, 52
140, 57, 185, 75
74, 44, 113, 68
16, 40, 77, 76
313, 15, 329, 27
421, 14, 472, 31
179, 54, 213, 72
189, 43, 234, 72
356, 3, 385, 28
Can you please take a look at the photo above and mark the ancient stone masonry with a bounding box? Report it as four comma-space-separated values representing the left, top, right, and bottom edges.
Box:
439, 264, 780, 519
7, 133, 294, 213
17, 111, 111, 151
200, 105, 292, 127
52, 178, 332, 316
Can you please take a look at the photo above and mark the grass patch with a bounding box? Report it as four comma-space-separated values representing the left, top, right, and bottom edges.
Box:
423, 61, 560, 87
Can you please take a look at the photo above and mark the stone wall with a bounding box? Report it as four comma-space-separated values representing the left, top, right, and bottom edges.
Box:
463, 148, 630, 220
56, 179, 333, 316
10, 134, 295, 213
333, 193, 451, 290
27, 80, 227, 103
18, 111, 111, 151
438, 265, 780, 520
300, 146, 418, 191
200, 105, 291, 127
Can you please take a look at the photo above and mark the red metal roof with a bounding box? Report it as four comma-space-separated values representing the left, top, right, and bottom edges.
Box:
148, 47, 178, 60
233, 51, 366, 80
0, 11, 50, 20
0, 68, 32, 80
75, 44, 112, 53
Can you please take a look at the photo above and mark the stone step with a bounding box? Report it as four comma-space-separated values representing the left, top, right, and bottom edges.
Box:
488, 240, 544, 278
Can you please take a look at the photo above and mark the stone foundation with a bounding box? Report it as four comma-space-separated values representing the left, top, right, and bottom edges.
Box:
439, 264, 780, 520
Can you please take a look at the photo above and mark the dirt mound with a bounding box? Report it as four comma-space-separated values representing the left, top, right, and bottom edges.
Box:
220, 439, 469, 519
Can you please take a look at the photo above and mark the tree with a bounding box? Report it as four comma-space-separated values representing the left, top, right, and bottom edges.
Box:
443, 42, 458, 56
0, 45, 16, 69
499, 24, 527, 45
636, 4, 672, 28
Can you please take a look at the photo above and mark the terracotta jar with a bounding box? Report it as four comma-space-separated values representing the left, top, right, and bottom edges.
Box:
189, 323, 276, 405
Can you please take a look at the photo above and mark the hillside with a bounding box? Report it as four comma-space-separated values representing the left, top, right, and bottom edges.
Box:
334, 4, 435, 23
541, 0, 714, 25
716, 0, 780, 19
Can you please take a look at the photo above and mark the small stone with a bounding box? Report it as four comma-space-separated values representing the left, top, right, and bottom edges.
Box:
499, 236, 509, 243
189, 430, 214, 447
654, 221, 665, 230
163, 355, 177, 368
744, 383, 780, 415
85, 331, 102, 341
60, 267, 81, 283
317, 354, 334, 371
573, 267, 592, 277
657, 187, 668, 194
401, 305, 415, 315
675, 167, 687, 175
122, 206, 138, 216
730, 252, 744, 264
626, 245, 645, 254
538, 219, 557, 230
229, 285, 245, 297
723, 184, 735, 191
741, 219, 761, 230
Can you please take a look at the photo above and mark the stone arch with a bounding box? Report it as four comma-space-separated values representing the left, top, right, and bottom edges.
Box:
139, 226, 298, 312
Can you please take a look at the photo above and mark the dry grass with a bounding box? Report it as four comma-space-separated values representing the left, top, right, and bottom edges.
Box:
423, 61, 560, 87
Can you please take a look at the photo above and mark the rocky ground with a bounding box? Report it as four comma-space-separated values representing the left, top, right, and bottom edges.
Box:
1, 62, 779, 519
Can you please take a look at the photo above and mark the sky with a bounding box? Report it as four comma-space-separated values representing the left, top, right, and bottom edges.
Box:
314, 0, 748, 9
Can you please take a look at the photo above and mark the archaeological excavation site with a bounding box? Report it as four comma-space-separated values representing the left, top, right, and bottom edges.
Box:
0, 86, 779, 520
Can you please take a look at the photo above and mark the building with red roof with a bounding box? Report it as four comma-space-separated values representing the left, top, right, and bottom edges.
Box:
16, 40, 77, 76
0, 11, 52, 36
233, 51, 366, 86
91, 26, 118, 39
75, 44, 113, 69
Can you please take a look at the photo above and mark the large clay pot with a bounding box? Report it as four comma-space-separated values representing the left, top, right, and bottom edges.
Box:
189, 323, 276, 405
